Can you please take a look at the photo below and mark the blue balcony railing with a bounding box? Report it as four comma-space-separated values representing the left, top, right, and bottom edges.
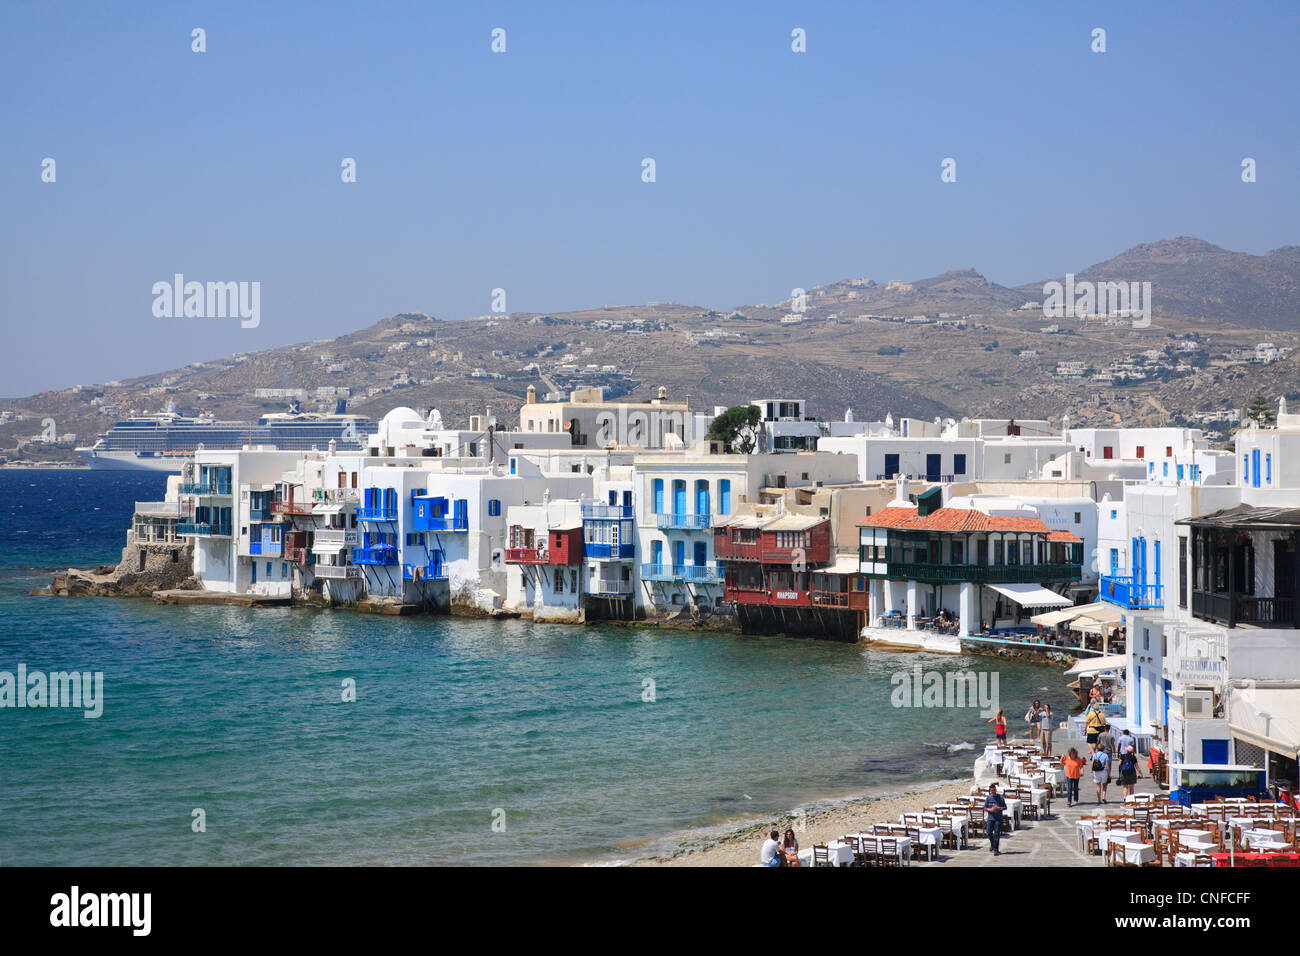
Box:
179, 482, 227, 496
655, 513, 711, 530
1100, 574, 1164, 610
179, 521, 232, 536
583, 503, 633, 519
641, 563, 721, 583
353, 544, 398, 565
415, 513, 469, 532
585, 542, 636, 560
403, 560, 447, 581
357, 506, 398, 522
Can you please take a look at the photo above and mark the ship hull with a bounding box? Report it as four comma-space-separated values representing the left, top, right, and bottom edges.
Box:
76, 449, 190, 472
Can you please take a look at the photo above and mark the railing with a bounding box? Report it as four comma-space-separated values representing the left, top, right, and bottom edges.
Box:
504, 547, 548, 564
133, 501, 181, 516
248, 507, 270, 521
589, 578, 633, 596
656, 512, 711, 530
178, 482, 229, 496
352, 544, 398, 565
874, 474, 956, 483
357, 506, 398, 522
260, 540, 283, 556
403, 562, 447, 581
314, 564, 361, 580
641, 563, 684, 582
725, 585, 812, 607
1192, 590, 1296, 628
582, 503, 633, 519
810, 589, 870, 609
178, 522, 231, 536
314, 529, 361, 548
1099, 574, 1164, 610
585, 542, 635, 560
314, 488, 359, 504
287, 547, 310, 564
858, 559, 1082, 584
271, 500, 317, 516
683, 563, 723, 583
415, 513, 469, 532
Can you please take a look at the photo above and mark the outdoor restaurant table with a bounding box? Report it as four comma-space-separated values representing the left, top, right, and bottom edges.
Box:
846, 833, 912, 865
1211, 851, 1299, 867
1163, 827, 1216, 846
1174, 852, 1215, 867
1003, 797, 1022, 829
797, 841, 855, 867
1096, 829, 1142, 854
1242, 828, 1290, 851
1117, 840, 1156, 866
984, 745, 1004, 767
1038, 765, 1067, 790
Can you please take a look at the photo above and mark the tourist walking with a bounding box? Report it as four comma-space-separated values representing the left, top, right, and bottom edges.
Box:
984, 783, 1008, 856
1084, 706, 1106, 753
1024, 699, 1043, 743
1097, 724, 1116, 784
1091, 748, 1110, 804
988, 708, 1007, 744
1039, 703, 1055, 756
1115, 727, 1137, 757
1061, 747, 1085, 806
1117, 746, 1141, 798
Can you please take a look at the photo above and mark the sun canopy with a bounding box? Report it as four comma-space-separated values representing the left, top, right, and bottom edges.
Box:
1031, 607, 1085, 627
1228, 686, 1300, 758
987, 583, 1072, 608
1065, 654, 1127, 677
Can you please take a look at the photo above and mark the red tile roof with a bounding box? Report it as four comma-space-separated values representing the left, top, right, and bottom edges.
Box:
859, 505, 1052, 535
1047, 530, 1082, 543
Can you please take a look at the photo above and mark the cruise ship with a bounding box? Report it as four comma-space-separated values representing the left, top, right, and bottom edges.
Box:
76, 403, 377, 471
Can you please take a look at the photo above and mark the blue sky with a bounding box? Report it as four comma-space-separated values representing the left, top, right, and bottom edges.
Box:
2, 0, 1297, 396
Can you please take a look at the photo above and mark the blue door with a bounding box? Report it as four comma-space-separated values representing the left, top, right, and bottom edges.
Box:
651, 540, 663, 567
251, 561, 257, 584
926, 454, 941, 482
695, 480, 709, 517
454, 498, 467, 528
1202, 739, 1229, 765
718, 480, 731, 514
884, 454, 899, 479
1252, 449, 1261, 488
652, 479, 663, 514
693, 541, 706, 566
673, 540, 685, 569
608, 489, 617, 506
673, 480, 686, 516
1153, 540, 1161, 601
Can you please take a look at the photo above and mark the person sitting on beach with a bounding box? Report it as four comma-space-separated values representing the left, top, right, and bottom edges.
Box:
988, 708, 1007, 744
781, 828, 800, 867
760, 829, 782, 867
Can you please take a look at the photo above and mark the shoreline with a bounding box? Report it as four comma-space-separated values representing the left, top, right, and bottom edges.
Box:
628, 774, 979, 867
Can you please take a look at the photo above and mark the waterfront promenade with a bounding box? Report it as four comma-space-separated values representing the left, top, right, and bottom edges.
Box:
922, 733, 1161, 868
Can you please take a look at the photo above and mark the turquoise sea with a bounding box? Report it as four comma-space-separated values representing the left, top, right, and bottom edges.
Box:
0, 470, 1066, 866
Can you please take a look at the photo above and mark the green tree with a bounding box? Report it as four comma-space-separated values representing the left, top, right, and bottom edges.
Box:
706, 405, 762, 454
1246, 394, 1274, 426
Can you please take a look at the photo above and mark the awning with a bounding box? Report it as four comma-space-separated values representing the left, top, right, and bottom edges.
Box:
815, 554, 862, 575
1071, 615, 1115, 636
1227, 686, 1300, 758
1065, 654, 1127, 677
1031, 607, 1084, 627
987, 583, 1072, 607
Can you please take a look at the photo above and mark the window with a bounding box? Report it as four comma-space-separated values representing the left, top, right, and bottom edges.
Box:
1266, 454, 1272, 484
1165, 446, 1172, 457
1103, 446, 1113, 460
554, 569, 564, 592
1110, 509, 1117, 520
281, 562, 288, 577
266, 562, 272, 576
1135, 445, 1144, 458
1109, 548, 1118, 574
1178, 536, 1187, 608
953, 454, 966, 476
488, 499, 501, 517
1074, 512, 1081, 523
1004, 453, 1012, 465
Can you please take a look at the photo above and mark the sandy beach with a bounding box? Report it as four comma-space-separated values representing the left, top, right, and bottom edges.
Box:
635, 776, 978, 867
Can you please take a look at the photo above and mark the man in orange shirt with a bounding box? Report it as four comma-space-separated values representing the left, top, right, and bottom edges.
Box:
1061, 747, 1086, 807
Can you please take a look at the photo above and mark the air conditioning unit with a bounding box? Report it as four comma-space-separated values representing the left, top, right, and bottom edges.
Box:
1183, 690, 1214, 718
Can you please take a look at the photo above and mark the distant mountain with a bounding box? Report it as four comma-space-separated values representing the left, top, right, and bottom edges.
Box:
764, 267, 1028, 317
1020, 237, 1300, 331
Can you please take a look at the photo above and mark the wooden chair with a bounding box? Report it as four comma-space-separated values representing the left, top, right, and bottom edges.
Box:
876, 837, 900, 868
812, 843, 830, 868
905, 826, 926, 861
842, 835, 864, 867
1192, 852, 1216, 868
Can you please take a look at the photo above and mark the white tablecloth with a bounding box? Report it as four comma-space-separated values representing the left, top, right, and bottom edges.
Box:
1039, 766, 1067, 789
846, 833, 912, 864
1243, 828, 1289, 851
1117, 840, 1156, 865
984, 745, 1003, 766
911, 826, 944, 856
1097, 829, 1142, 853
798, 841, 855, 867
1174, 851, 1215, 867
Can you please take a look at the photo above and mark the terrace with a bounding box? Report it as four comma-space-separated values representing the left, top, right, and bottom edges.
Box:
1180, 505, 1300, 629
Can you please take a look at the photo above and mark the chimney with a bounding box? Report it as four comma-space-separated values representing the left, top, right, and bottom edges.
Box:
526, 384, 536, 404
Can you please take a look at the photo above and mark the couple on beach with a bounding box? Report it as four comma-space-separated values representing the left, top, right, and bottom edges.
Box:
760, 828, 800, 867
